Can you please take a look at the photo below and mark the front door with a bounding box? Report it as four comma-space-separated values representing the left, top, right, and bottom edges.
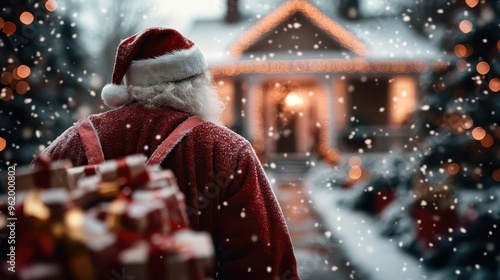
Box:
262, 79, 323, 156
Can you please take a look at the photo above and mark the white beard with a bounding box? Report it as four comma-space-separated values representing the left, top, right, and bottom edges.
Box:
126, 71, 225, 125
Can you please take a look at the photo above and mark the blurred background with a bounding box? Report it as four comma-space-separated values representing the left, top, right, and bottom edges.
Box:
1, 0, 499, 279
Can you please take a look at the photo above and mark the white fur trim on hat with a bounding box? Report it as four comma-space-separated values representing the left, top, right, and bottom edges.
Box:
101, 84, 130, 107
124, 46, 208, 86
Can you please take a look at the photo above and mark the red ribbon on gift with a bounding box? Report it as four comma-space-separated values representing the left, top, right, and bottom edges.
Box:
109, 157, 151, 193
32, 155, 52, 189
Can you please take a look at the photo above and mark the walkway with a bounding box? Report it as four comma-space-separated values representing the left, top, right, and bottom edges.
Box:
270, 169, 368, 280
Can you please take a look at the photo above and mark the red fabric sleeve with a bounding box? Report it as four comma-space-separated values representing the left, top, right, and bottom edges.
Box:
214, 143, 299, 280
32, 126, 88, 167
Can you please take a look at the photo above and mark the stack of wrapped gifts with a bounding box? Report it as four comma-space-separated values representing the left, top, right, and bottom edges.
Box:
0, 154, 214, 280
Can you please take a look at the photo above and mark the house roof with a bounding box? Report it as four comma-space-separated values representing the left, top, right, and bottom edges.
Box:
229, 0, 367, 56
186, 0, 443, 68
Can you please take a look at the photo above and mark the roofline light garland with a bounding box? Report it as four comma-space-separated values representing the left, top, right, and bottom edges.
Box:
229, 0, 368, 56
210, 59, 448, 77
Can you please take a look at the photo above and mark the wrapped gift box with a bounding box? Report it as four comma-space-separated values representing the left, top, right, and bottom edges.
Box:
0, 155, 215, 280
11, 159, 72, 192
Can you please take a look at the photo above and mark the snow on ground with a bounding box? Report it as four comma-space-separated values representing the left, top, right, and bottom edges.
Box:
305, 163, 446, 280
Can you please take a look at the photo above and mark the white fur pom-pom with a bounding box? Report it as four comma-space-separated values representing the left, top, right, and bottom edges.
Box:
101, 84, 129, 107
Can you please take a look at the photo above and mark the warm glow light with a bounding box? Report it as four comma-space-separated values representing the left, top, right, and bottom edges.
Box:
480, 134, 494, 148
476, 62, 490, 75
489, 78, 500, 92
0, 87, 13, 101
465, 0, 478, 8
210, 59, 447, 77
459, 20, 473, 33
20, 12, 34, 25
229, 0, 367, 56
1, 72, 12, 85
471, 127, 486, 140
348, 156, 362, 167
447, 163, 460, 175
0, 17, 4, 29
493, 169, 500, 182
285, 92, 303, 107
456, 59, 468, 72
16, 81, 30, 94
45, 0, 58, 12
348, 166, 362, 180
454, 44, 467, 57
497, 40, 500, 51
461, 115, 474, 130
2, 21, 16, 35
0, 137, 6, 152
16, 65, 31, 79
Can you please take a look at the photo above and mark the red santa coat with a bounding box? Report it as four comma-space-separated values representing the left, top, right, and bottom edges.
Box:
38, 104, 300, 280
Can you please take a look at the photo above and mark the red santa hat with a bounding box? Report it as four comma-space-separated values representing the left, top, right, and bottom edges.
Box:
101, 27, 208, 107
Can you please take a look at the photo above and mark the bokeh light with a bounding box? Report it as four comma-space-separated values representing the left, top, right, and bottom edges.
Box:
348, 156, 362, 167
489, 78, 500, 92
45, 0, 58, 12
454, 44, 467, 57
471, 127, 486, 141
16, 81, 30, 95
0, 87, 13, 101
2, 21, 16, 35
465, 0, 478, 8
0, 137, 6, 152
16, 65, 31, 79
447, 163, 460, 175
0, 17, 4, 29
348, 166, 362, 180
20, 12, 34, 25
480, 134, 494, 148
1, 72, 13, 85
476, 62, 490, 75
493, 169, 500, 182
459, 20, 473, 33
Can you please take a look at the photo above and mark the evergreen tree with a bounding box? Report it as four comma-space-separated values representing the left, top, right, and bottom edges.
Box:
414, 1, 500, 189
0, 0, 91, 170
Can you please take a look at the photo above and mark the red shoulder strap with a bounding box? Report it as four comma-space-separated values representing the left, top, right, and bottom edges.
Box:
147, 116, 204, 166
75, 116, 105, 165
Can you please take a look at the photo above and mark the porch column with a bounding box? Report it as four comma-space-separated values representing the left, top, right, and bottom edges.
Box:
243, 76, 263, 143
232, 78, 244, 136
320, 77, 336, 148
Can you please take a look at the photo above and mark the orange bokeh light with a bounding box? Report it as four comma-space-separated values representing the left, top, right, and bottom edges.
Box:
459, 20, 473, 33
20, 12, 34, 25
456, 59, 468, 72
465, 0, 478, 8
0, 87, 13, 101
348, 166, 363, 180
0, 137, 6, 152
497, 40, 500, 51
454, 44, 467, 57
447, 163, 460, 175
476, 62, 490, 75
1, 72, 12, 85
16, 65, 31, 79
489, 78, 500, 92
471, 127, 486, 141
45, 0, 58, 12
348, 156, 362, 167
480, 134, 494, 148
0, 17, 4, 29
493, 169, 500, 182
16, 81, 30, 94
2, 21, 16, 35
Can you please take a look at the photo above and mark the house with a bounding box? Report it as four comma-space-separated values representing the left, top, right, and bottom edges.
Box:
186, 0, 446, 163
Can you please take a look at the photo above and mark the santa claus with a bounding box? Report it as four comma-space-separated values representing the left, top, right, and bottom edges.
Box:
37, 27, 299, 279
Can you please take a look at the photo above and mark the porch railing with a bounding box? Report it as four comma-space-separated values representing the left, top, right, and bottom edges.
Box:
336, 126, 414, 154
